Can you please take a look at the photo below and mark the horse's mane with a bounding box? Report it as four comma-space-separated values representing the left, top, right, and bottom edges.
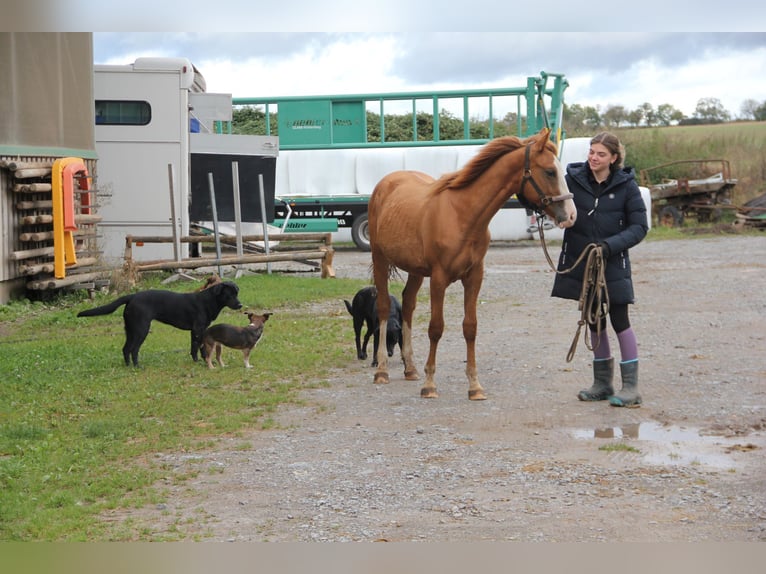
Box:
431, 134, 556, 193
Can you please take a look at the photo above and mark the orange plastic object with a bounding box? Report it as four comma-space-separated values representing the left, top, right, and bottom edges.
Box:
52, 157, 88, 278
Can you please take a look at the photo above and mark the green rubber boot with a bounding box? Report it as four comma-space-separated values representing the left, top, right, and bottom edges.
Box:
609, 360, 642, 407
578, 358, 614, 401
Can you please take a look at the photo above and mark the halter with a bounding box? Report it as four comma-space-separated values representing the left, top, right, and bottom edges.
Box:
518, 143, 573, 213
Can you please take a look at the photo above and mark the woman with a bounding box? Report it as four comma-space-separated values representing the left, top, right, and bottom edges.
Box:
551, 132, 649, 407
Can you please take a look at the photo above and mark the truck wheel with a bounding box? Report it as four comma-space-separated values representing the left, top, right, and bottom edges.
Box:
658, 205, 683, 228
351, 213, 371, 251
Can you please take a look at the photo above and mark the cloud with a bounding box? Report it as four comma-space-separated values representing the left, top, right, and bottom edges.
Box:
93, 32, 766, 118
50, 0, 766, 32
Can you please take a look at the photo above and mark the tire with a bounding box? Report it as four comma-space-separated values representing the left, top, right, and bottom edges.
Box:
658, 205, 683, 228
351, 212, 371, 251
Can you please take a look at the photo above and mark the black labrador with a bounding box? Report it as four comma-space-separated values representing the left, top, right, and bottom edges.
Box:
344, 285, 403, 366
77, 281, 242, 366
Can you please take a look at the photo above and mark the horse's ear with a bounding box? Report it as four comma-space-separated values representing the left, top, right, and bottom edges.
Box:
537, 127, 552, 151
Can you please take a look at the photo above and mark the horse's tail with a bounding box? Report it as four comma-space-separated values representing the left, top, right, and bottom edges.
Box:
77, 294, 134, 317
367, 261, 403, 282
386, 265, 404, 282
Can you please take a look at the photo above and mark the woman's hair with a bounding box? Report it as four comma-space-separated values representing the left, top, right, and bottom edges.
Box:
591, 131, 626, 170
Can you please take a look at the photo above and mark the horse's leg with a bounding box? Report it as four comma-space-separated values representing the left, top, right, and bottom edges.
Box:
421, 276, 448, 399
401, 274, 423, 381
462, 265, 486, 400
372, 259, 392, 384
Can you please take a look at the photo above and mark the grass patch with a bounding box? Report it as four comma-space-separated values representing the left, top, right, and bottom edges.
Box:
644, 219, 763, 241
598, 443, 641, 454
0, 271, 400, 540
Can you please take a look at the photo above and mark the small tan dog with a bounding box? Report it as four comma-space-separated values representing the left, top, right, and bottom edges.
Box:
202, 311, 272, 369
196, 274, 223, 292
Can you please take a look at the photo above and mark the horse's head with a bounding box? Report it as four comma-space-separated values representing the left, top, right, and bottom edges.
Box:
517, 129, 576, 229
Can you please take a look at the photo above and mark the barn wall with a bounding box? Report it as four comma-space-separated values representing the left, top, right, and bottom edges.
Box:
0, 33, 97, 303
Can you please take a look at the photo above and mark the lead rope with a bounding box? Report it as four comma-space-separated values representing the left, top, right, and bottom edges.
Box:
536, 217, 609, 362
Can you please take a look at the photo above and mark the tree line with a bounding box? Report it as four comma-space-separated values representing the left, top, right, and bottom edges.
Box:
231, 96, 766, 141
564, 97, 766, 135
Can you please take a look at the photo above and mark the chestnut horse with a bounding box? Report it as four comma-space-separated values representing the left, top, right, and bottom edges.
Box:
368, 128, 576, 400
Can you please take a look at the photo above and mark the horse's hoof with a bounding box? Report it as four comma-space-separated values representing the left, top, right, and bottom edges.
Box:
404, 369, 420, 381
374, 372, 390, 385
468, 389, 487, 401
420, 388, 438, 399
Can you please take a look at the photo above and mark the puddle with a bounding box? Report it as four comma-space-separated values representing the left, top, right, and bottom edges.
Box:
573, 421, 763, 469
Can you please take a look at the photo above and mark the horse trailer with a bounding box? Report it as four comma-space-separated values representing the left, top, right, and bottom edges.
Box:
94, 57, 278, 266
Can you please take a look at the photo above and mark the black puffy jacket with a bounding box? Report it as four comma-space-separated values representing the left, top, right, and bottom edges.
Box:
551, 161, 648, 304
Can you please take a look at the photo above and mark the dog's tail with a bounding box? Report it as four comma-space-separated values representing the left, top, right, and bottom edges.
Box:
343, 300, 353, 315
77, 294, 134, 317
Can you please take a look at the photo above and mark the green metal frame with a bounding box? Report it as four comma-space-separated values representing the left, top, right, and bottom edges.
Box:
230, 71, 567, 150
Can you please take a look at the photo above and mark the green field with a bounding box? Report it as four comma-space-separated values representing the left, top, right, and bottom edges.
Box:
614, 121, 766, 205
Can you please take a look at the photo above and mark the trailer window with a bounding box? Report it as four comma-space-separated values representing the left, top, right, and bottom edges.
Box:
95, 100, 151, 126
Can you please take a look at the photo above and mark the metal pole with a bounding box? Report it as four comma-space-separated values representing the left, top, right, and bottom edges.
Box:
231, 162, 243, 257
167, 164, 180, 261
258, 173, 271, 274
207, 172, 223, 276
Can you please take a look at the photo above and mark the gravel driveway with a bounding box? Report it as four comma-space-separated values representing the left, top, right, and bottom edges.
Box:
105, 234, 766, 541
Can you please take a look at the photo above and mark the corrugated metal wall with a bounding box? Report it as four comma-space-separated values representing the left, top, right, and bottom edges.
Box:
0, 33, 95, 154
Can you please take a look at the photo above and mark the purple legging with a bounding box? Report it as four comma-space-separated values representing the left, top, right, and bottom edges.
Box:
589, 303, 638, 362
590, 327, 638, 361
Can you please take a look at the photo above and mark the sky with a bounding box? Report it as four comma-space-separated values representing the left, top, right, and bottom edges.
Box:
7, 1, 764, 120
92, 32, 766, 120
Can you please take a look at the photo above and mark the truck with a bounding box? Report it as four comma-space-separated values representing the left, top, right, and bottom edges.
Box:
230, 71, 570, 250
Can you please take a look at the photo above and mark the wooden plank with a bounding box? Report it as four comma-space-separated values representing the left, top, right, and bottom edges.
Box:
19, 263, 55, 275
132, 250, 332, 272
75, 214, 102, 224
0, 160, 54, 171
20, 214, 54, 224
16, 200, 53, 210
27, 271, 109, 291
21, 213, 101, 225
13, 183, 53, 193
10, 246, 55, 261
19, 231, 54, 242
13, 168, 52, 179
128, 232, 332, 244
19, 229, 96, 242
21, 256, 100, 276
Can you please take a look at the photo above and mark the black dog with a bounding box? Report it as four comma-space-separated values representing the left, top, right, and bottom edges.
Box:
77, 281, 242, 366
344, 286, 402, 366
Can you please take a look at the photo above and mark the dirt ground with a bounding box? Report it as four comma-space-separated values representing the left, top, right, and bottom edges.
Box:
104, 233, 766, 541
